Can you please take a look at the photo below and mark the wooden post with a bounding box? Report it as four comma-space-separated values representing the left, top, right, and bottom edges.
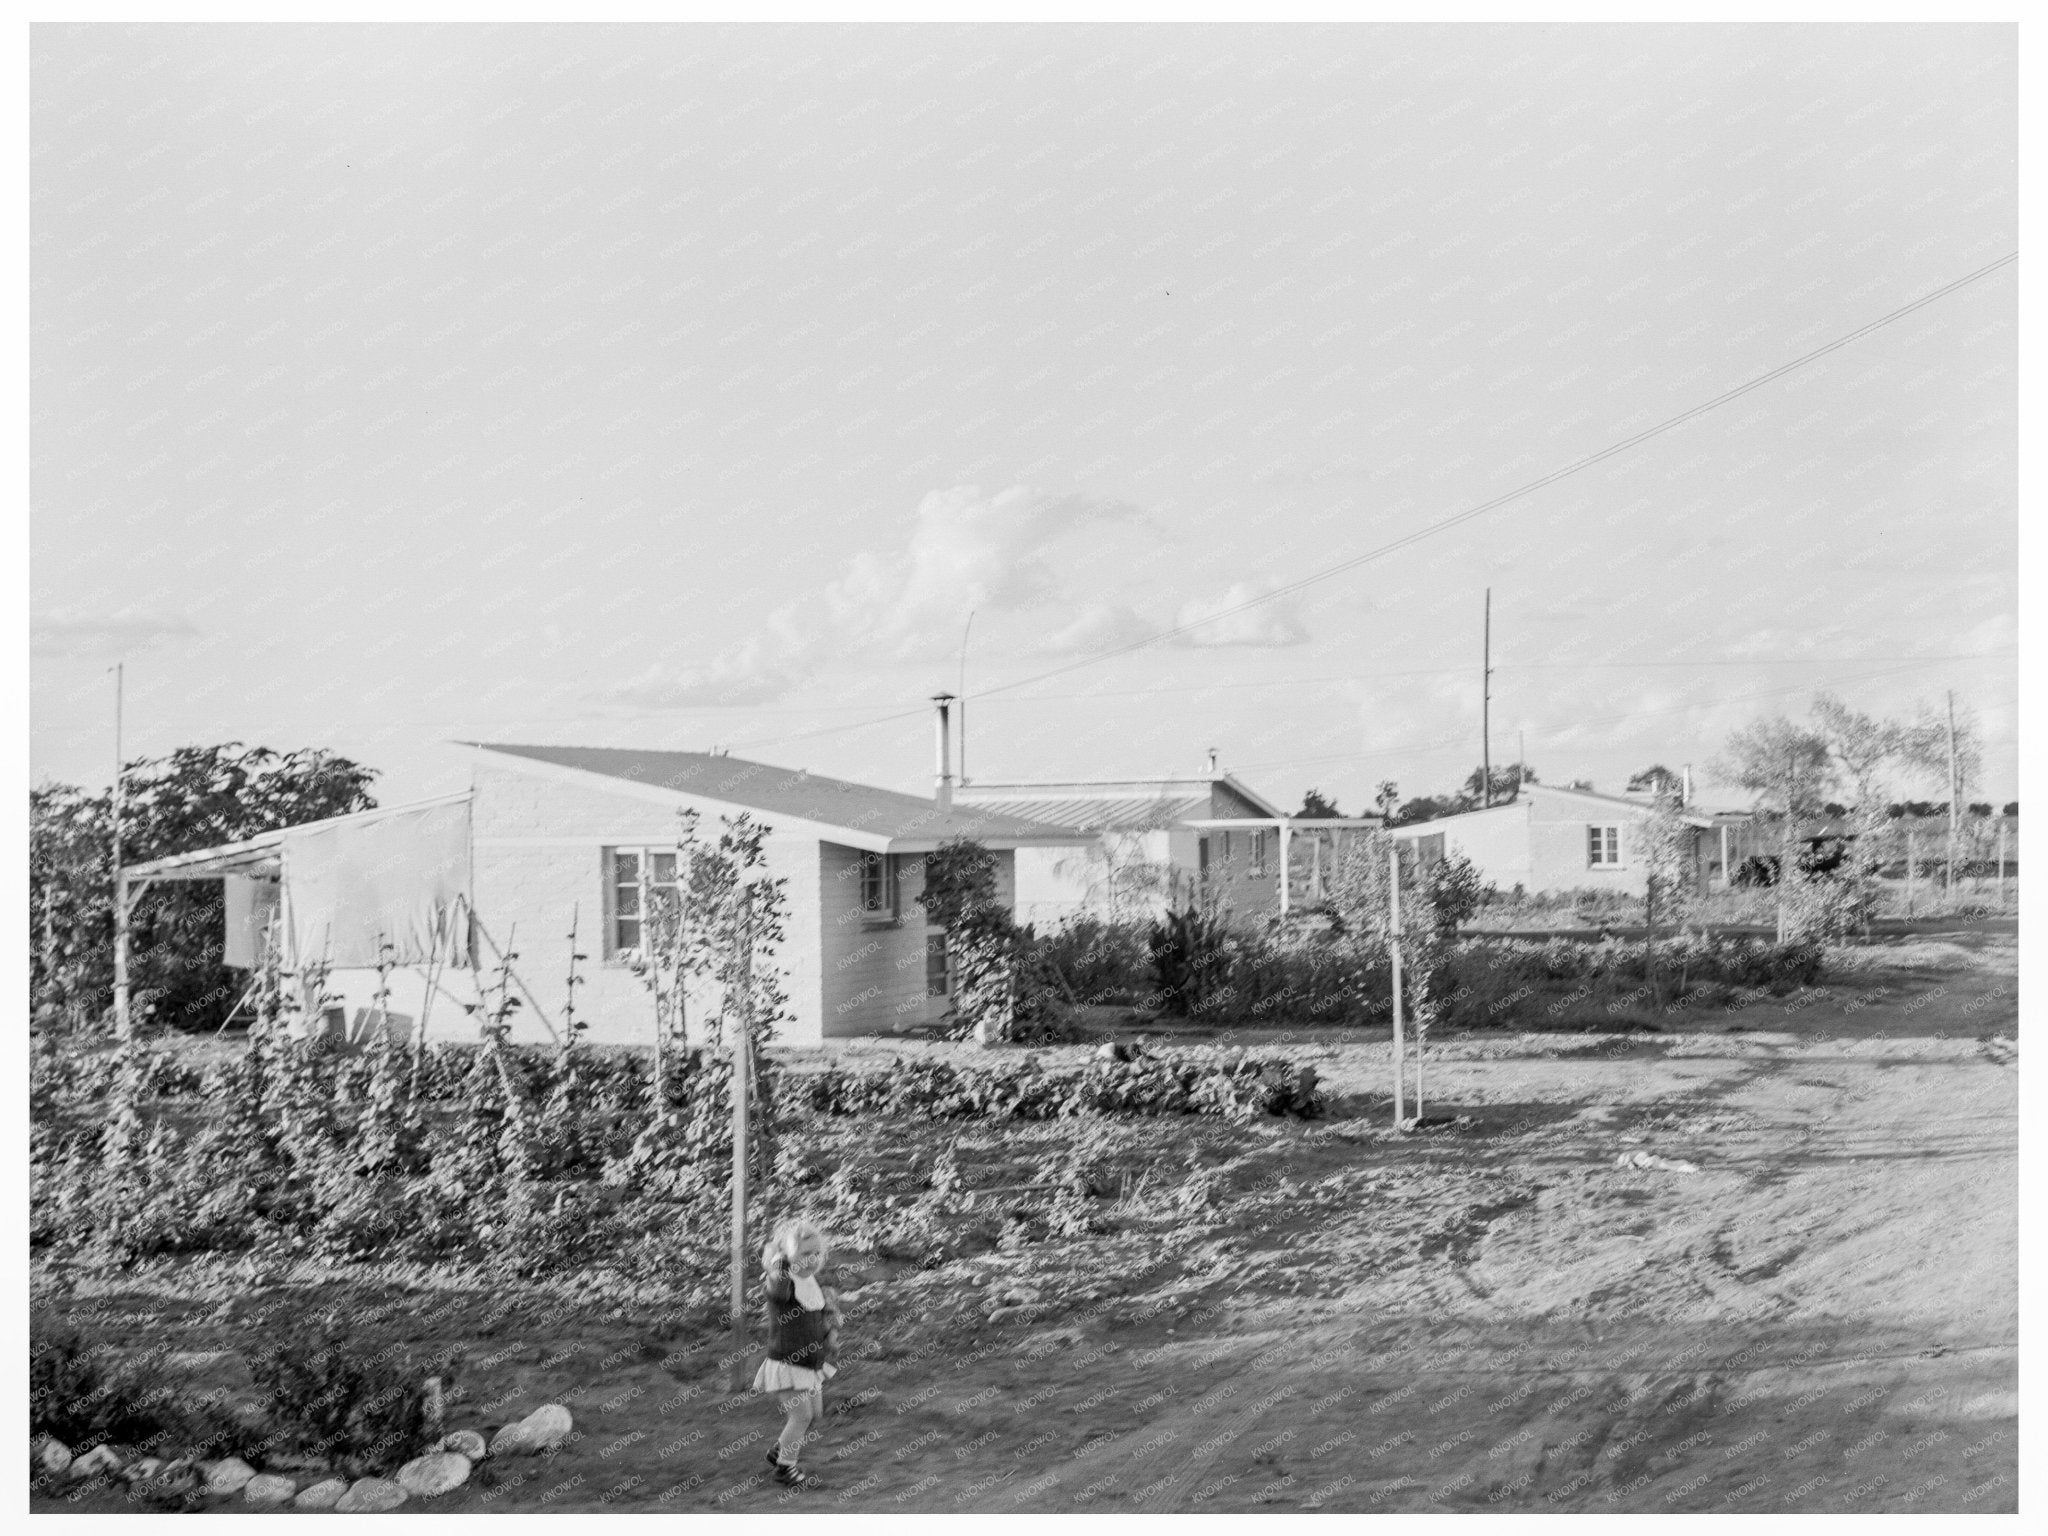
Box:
1906, 827, 1916, 918
1997, 818, 2008, 908
1946, 691, 1960, 899
1776, 755, 1794, 944
729, 888, 754, 1388
1388, 845, 1406, 1129
1278, 820, 1292, 921
111, 662, 130, 1040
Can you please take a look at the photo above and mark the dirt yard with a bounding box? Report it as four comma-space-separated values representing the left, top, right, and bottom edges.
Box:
36, 927, 2017, 1513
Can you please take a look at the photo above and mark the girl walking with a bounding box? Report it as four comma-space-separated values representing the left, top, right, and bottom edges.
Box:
754, 1218, 842, 1489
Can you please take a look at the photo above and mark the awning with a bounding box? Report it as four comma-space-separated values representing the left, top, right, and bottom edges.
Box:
123, 793, 474, 968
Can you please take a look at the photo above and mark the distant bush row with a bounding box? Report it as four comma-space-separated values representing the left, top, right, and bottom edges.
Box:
1029, 915, 1826, 1029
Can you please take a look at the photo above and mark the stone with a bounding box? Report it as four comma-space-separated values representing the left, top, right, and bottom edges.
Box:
396, 1451, 471, 1497
430, 1430, 487, 1459
335, 1477, 408, 1512
294, 1478, 349, 1510
490, 1404, 573, 1457
123, 1457, 164, 1484
33, 1436, 72, 1477
243, 1473, 297, 1506
203, 1456, 257, 1494
71, 1444, 126, 1479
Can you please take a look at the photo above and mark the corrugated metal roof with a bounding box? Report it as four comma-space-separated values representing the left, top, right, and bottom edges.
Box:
473, 744, 1089, 846
953, 791, 1208, 831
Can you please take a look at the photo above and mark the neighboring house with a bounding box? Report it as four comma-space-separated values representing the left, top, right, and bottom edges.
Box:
953, 772, 1372, 928
1386, 782, 1745, 898
123, 744, 1091, 1048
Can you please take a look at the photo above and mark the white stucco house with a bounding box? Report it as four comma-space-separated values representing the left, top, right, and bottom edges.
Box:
953, 771, 1382, 929
123, 744, 1092, 1048
1385, 781, 1748, 898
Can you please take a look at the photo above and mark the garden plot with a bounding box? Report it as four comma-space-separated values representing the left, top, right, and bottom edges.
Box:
31, 928, 2017, 1513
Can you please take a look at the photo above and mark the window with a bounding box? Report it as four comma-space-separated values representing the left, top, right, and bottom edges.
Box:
1198, 837, 1211, 876
859, 850, 896, 920
925, 931, 950, 998
610, 847, 679, 956
1250, 829, 1268, 876
1587, 825, 1622, 867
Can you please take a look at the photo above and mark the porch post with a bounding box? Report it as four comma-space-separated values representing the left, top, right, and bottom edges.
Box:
1278, 820, 1292, 920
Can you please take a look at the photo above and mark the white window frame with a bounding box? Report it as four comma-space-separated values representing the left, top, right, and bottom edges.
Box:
607, 846, 680, 960
925, 930, 950, 999
1587, 824, 1623, 868
1250, 829, 1268, 877
859, 850, 898, 923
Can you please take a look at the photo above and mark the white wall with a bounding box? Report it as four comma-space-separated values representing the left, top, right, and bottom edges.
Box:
1393, 804, 1533, 892
459, 761, 823, 1047
1527, 795, 1648, 897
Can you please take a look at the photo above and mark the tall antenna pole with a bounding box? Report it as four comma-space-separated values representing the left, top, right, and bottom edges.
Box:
1517, 729, 1526, 798
957, 610, 975, 788
1481, 588, 1492, 808
112, 662, 130, 1040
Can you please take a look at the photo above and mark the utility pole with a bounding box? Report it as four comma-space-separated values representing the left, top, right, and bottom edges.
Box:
111, 663, 131, 1041
1946, 691, 1960, 898
1517, 730, 1526, 799
1481, 588, 1492, 808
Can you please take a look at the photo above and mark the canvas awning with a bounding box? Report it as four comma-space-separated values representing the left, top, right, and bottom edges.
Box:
125, 793, 473, 968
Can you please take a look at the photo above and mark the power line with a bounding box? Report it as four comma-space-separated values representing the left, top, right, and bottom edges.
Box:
532, 647, 2017, 724
726, 252, 2017, 755
1225, 657, 1976, 775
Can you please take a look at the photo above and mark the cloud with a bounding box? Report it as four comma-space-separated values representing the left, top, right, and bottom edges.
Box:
1041, 601, 1161, 656
833, 485, 1144, 657
1167, 582, 1311, 648
599, 652, 806, 710
31, 612, 199, 659
597, 485, 1142, 708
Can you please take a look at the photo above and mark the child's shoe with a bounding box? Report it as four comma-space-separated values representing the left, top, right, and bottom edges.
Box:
766, 1450, 822, 1489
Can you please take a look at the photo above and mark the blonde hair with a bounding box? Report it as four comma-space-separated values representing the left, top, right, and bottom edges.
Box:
761, 1217, 828, 1274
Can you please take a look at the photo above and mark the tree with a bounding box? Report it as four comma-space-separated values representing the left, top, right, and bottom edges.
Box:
1390, 795, 1461, 828
1461, 763, 1533, 804
1897, 695, 1983, 896
1297, 789, 1342, 819
1627, 765, 1682, 796
1373, 782, 1400, 820
1712, 716, 1832, 942
30, 744, 378, 1034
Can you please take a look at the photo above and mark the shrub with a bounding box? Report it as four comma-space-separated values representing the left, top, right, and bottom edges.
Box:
30, 1312, 251, 1458
798, 1051, 1322, 1123
1032, 917, 1151, 1006
1147, 907, 1232, 1016
1438, 934, 1827, 1026
248, 1315, 462, 1476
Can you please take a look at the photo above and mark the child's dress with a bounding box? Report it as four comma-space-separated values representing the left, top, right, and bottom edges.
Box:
753, 1269, 837, 1401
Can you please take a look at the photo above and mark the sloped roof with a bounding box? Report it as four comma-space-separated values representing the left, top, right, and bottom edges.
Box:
955, 773, 1284, 830
123, 792, 474, 881
471, 744, 1091, 848
1387, 780, 1724, 835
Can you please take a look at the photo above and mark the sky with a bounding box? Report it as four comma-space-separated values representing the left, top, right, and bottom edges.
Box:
31, 23, 2018, 818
